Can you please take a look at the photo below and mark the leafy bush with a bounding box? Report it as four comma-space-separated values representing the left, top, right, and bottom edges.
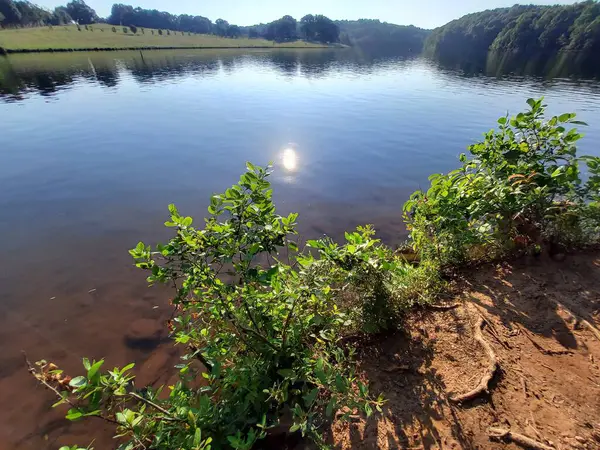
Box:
123, 27, 128, 34
112, 26, 116, 33
404, 98, 600, 264
30, 164, 446, 449
158, 29, 163, 35
130, 25, 137, 34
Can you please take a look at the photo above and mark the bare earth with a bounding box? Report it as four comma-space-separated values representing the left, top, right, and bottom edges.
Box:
329, 251, 600, 450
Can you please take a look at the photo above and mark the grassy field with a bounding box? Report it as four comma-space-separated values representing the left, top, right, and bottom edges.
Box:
0, 24, 326, 51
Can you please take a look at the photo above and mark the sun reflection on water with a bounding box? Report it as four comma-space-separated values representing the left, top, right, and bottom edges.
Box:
281, 147, 298, 172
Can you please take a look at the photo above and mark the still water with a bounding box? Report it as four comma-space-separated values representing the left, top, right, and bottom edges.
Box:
1, 48, 600, 449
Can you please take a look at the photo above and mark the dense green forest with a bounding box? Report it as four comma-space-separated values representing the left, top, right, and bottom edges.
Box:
337, 20, 429, 53
425, 1, 600, 76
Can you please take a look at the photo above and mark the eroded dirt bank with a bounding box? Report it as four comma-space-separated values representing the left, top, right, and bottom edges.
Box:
330, 251, 600, 449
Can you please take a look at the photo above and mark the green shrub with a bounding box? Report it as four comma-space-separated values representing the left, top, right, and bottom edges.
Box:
130, 25, 137, 34
112, 26, 116, 33
404, 98, 600, 264
158, 29, 163, 35
32, 164, 426, 449
123, 27, 128, 34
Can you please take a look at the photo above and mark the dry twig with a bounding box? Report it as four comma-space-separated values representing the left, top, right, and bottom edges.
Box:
488, 426, 555, 450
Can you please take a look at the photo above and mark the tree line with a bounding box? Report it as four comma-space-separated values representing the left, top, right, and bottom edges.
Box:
424, 1, 600, 73
0, 0, 96, 26
0, 0, 342, 43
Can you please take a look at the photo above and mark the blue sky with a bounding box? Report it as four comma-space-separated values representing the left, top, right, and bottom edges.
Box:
35, 0, 581, 29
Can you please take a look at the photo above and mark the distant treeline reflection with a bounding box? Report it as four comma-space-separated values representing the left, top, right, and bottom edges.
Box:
1, 47, 600, 101
0, 49, 400, 100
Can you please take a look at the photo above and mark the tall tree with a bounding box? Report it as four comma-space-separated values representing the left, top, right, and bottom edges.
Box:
0, 0, 22, 25
66, 0, 98, 24
51, 6, 72, 25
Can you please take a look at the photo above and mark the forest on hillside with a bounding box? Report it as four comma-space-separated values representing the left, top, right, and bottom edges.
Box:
424, 1, 600, 76
337, 19, 429, 54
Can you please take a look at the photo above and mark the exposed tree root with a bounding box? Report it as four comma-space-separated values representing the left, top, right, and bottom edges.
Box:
488, 426, 555, 450
555, 301, 600, 343
450, 316, 498, 403
428, 302, 461, 311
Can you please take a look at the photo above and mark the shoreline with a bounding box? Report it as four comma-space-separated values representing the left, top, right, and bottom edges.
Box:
0, 44, 332, 54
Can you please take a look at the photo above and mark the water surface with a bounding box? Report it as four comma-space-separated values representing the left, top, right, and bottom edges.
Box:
1, 48, 600, 449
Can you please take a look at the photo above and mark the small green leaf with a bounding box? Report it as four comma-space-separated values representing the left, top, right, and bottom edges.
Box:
87, 360, 104, 380
69, 376, 87, 389
303, 388, 318, 406
66, 409, 83, 421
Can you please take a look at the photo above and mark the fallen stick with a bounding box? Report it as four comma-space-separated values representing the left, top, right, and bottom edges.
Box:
488, 426, 555, 450
450, 316, 498, 403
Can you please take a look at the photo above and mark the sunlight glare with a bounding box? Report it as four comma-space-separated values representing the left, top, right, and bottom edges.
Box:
282, 148, 298, 172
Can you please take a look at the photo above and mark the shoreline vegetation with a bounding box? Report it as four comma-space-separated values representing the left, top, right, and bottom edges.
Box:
0, 24, 331, 53
29, 99, 600, 450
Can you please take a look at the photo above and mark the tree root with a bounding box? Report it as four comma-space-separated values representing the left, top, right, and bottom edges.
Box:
488, 426, 555, 450
450, 316, 498, 403
428, 302, 461, 311
555, 301, 600, 343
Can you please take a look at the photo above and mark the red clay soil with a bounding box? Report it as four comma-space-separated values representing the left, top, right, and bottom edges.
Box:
328, 251, 600, 450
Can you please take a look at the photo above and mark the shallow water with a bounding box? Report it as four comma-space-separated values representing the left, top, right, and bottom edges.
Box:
1, 48, 600, 449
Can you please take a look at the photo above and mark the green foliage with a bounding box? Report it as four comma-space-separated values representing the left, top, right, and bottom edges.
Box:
404, 98, 600, 265
66, 0, 98, 25
425, 2, 600, 76
33, 164, 450, 449
300, 14, 340, 43
336, 19, 429, 53
122, 26, 128, 34
129, 25, 137, 34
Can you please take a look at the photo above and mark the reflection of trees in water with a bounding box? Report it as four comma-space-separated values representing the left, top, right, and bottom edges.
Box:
125, 54, 219, 84
0, 54, 120, 99
432, 50, 600, 79
4, 48, 600, 102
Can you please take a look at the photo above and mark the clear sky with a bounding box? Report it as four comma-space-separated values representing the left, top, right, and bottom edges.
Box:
34, 0, 582, 29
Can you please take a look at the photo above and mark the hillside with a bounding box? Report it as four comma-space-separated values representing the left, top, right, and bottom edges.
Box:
0, 23, 326, 52
337, 19, 430, 54
424, 2, 600, 75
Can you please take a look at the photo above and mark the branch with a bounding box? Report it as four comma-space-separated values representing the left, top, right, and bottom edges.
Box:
23, 352, 119, 425
129, 392, 182, 422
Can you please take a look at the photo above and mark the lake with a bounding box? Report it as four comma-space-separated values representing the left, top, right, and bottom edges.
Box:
1, 48, 600, 449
